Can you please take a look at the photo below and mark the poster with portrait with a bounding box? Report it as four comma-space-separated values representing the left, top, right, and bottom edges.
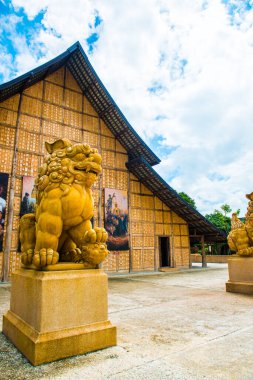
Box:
0, 173, 9, 251
104, 188, 129, 251
20, 176, 36, 216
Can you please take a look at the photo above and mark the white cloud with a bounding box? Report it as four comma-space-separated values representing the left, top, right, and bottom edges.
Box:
2, 0, 253, 217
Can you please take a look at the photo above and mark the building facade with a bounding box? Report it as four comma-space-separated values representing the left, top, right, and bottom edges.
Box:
0, 42, 226, 280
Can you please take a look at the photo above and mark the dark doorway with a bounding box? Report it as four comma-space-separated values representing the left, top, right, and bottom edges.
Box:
159, 236, 171, 267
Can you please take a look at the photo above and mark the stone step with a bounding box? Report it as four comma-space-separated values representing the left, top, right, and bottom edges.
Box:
158, 267, 178, 272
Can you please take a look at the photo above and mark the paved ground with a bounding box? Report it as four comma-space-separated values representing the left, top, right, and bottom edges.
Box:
1, 264, 253, 380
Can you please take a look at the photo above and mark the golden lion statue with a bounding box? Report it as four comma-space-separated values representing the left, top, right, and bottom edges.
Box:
227, 193, 253, 256
20, 138, 109, 269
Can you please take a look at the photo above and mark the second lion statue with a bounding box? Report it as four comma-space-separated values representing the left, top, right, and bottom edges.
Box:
20, 138, 109, 269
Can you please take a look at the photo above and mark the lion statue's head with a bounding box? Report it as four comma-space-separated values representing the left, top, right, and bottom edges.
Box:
35, 139, 102, 196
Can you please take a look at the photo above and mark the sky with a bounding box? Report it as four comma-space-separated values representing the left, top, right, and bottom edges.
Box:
0, 0, 253, 217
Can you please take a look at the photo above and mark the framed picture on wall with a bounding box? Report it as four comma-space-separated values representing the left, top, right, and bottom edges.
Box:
104, 188, 129, 251
20, 176, 36, 216
0, 173, 9, 251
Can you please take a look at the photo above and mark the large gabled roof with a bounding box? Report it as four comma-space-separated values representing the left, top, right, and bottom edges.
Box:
0, 41, 160, 166
0, 41, 227, 242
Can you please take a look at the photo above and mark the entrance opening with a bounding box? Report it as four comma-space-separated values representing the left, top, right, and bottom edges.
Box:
159, 236, 171, 267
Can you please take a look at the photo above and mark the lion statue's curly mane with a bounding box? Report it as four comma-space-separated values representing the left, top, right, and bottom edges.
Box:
20, 138, 109, 269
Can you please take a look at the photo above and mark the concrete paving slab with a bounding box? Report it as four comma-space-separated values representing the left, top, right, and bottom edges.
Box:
0, 265, 253, 379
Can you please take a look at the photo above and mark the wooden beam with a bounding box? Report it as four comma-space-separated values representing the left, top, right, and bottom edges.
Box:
2, 94, 22, 282
201, 235, 207, 268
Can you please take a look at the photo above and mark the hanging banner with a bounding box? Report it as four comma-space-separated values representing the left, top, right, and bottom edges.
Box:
104, 188, 129, 251
0, 173, 9, 251
20, 176, 36, 216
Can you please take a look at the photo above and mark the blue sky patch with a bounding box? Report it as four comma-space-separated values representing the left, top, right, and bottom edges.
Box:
222, 0, 252, 25
149, 134, 179, 159
86, 10, 103, 53
207, 172, 230, 182
148, 81, 166, 94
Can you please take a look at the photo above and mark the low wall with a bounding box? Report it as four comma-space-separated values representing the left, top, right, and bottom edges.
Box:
191, 254, 229, 264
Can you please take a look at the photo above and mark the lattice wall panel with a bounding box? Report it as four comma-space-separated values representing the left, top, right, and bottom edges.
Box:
102, 151, 115, 168
63, 109, 82, 128
14, 178, 22, 194
12, 215, 20, 230
172, 212, 187, 224
13, 196, 21, 214
101, 136, 115, 151
18, 131, 40, 152
143, 250, 154, 269
130, 181, 140, 193
118, 251, 129, 271
66, 69, 82, 93
0, 108, 17, 126
0, 126, 15, 147
19, 114, 41, 133
115, 153, 127, 170
132, 249, 142, 270
24, 82, 43, 99
0, 148, 13, 173
102, 252, 117, 272
102, 169, 116, 189
16, 152, 38, 176
21, 96, 42, 117
130, 194, 142, 208
64, 89, 82, 111
44, 82, 63, 106
83, 96, 98, 117
64, 126, 82, 142
42, 120, 63, 139
46, 68, 65, 86
43, 103, 63, 123
82, 130, 98, 147
83, 115, 99, 133
116, 140, 127, 154
0, 94, 20, 111
173, 225, 180, 235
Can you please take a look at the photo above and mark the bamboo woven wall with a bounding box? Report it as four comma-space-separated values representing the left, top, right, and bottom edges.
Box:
0, 66, 190, 276
129, 174, 190, 270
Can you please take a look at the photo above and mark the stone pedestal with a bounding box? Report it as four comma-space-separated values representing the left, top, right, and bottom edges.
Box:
226, 256, 253, 294
3, 269, 117, 365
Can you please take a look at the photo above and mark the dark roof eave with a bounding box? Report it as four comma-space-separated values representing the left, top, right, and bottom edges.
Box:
126, 156, 227, 241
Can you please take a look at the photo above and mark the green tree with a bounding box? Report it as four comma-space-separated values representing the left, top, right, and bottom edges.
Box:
220, 204, 232, 217
205, 204, 234, 234
178, 192, 197, 209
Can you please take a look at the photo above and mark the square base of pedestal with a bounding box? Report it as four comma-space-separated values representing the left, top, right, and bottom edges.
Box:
226, 281, 253, 294
3, 311, 116, 366
226, 256, 253, 294
2, 269, 117, 365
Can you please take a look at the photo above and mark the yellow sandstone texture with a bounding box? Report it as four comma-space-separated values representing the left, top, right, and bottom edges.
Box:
20, 138, 109, 269
3, 269, 117, 365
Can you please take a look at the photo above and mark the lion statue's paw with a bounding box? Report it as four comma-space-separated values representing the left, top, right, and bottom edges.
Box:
83, 227, 108, 244
21, 249, 34, 266
81, 242, 109, 265
238, 247, 253, 256
33, 248, 59, 268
